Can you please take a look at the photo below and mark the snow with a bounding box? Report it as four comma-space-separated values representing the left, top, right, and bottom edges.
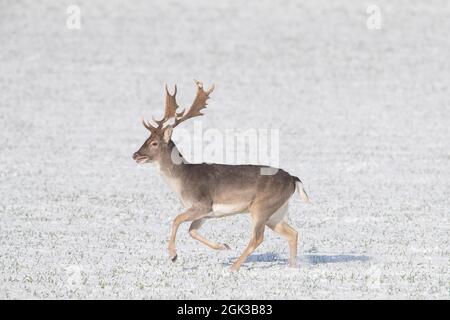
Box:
0, 0, 449, 299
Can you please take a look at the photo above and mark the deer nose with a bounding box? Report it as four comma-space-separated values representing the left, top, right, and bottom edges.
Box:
132, 152, 140, 160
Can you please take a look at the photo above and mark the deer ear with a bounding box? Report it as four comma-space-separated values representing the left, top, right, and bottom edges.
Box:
163, 126, 173, 143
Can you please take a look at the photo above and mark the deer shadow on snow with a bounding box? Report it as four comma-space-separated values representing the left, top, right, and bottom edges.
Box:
223, 252, 370, 268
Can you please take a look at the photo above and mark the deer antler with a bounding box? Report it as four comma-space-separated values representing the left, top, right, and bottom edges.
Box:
151, 84, 180, 128
163, 84, 179, 120
142, 84, 178, 132
174, 80, 215, 127
142, 80, 214, 133
142, 117, 158, 133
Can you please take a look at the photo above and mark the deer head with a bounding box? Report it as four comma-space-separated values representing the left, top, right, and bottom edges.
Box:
132, 80, 215, 164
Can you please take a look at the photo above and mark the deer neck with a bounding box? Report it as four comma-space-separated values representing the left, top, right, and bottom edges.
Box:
155, 141, 187, 180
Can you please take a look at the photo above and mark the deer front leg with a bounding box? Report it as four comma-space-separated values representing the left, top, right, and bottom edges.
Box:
189, 218, 231, 250
168, 206, 211, 262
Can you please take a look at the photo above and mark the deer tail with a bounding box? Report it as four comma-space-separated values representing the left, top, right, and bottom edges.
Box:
293, 176, 310, 203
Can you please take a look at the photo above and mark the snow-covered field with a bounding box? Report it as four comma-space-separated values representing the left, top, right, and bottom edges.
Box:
0, 0, 449, 299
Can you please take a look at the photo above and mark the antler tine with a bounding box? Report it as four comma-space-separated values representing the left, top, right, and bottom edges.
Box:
163, 84, 179, 121
174, 80, 215, 127
141, 116, 158, 133
194, 79, 215, 94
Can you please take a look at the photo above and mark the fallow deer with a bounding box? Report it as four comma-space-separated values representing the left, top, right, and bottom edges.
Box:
133, 80, 309, 271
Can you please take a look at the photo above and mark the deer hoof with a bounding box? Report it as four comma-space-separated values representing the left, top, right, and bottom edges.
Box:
222, 243, 231, 250
171, 254, 178, 262
229, 265, 240, 272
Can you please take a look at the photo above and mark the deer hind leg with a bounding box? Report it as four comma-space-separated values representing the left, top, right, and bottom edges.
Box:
189, 218, 231, 250
230, 213, 267, 272
267, 221, 298, 268
265, 202, 299, 267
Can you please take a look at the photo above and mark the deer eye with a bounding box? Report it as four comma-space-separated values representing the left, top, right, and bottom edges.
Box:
151, 141, 159, 147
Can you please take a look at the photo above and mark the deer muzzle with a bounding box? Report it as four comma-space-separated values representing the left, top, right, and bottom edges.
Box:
132, 152, 150, 164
